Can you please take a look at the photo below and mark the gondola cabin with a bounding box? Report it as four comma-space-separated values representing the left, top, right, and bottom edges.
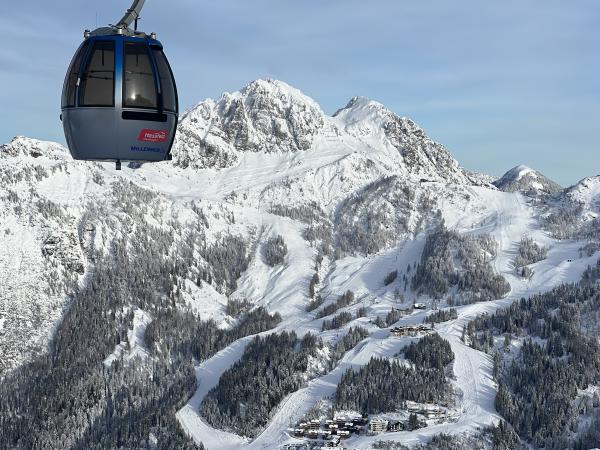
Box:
61, 28, 178, 167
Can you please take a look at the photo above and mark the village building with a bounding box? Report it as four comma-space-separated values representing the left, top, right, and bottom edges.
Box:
352, 416, 369, 426
368, 419, 388, 433
309, 419, 321, 430
387, 421, 403, 432
292, 413, 368, 445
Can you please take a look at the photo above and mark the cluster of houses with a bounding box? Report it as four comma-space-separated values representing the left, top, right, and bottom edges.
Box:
293, 416, 368, 442
290, 412, 430, 448
367, 419, 405, 433
390, 324, 433, 337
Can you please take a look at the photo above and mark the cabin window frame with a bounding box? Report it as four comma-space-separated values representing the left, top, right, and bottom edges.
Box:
62, 41, 89, 108
78, 40, 116, 108
122, 42, 160, 110
150, 47, 178, 113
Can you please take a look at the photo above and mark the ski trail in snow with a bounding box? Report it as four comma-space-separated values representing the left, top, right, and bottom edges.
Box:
247, 337, 388, 449
177, 336, 254, 449
175, 191, 599, 449
177, 318, 314, 449
349, 193, 535, 448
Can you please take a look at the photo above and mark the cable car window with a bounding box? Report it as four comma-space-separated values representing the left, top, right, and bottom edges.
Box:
152, 49, 177, 112
62, 42, 88, 108
79, 41, 115, 107
124, 43, 158, 109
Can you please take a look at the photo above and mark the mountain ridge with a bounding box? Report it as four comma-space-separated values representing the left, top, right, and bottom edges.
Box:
172, 79, 484, 187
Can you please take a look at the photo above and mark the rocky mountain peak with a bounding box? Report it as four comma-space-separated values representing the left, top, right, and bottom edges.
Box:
238, 79, 323, 112
333, 96, 390, 125
173, 79, 326, 169
494, 165, 562, 195
334, 95, 471, 184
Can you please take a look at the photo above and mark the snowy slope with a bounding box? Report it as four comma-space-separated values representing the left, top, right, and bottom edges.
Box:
1, 79, 599, 449
175, 184, 599, 450
564, 175, 600, 219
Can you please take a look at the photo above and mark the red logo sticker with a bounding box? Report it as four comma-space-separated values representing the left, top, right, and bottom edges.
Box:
138, 129, 168, 143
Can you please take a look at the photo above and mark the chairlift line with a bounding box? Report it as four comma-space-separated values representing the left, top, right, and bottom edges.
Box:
61, 0, 178, 170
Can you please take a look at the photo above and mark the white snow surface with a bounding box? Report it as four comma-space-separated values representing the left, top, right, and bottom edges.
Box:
104, 308, 153, 367
1, 80, 599, 448
508, 164, 536, 182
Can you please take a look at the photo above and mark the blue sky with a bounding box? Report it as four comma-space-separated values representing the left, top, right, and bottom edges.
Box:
1, 0, 598, 185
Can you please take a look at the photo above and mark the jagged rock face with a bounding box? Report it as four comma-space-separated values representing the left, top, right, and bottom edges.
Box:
173, 99, 239, 169
173, 79, 326, 169
494, 165, 562, 196
334, 97, 472, 184
384, 115, 467, 184
564, 176, 600, 231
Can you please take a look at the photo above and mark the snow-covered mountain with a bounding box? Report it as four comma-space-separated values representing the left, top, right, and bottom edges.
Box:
564, 175, 600, 218
173, 79, 489, 188
333, 96, 484, 186
1, 79, 599, 450
174, 80, 326, 169
494, 164, 562, 196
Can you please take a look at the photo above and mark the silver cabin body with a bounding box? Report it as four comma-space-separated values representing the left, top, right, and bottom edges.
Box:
61, 29, 178, 163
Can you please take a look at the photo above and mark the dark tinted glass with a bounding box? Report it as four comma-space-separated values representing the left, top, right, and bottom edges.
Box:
124, 43, 157, 109
79, 41, 115, 107
152, 49, 177, 112
62, 42, 88, 108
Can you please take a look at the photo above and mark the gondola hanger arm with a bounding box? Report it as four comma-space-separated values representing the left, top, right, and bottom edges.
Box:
116, 0, 147, 29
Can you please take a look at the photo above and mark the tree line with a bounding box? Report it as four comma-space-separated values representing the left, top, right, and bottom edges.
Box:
335, 334, 454, 414
466, 280, 600, 448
